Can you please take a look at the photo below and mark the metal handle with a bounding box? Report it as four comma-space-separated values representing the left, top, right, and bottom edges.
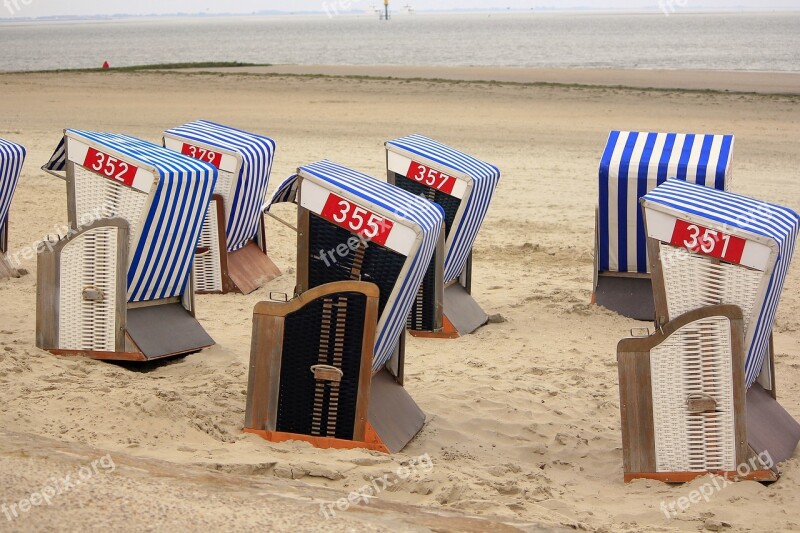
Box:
687, 393, 717, 413
630, 327, 651, 338
311, 365, 343, 383
82, 286, 105, 302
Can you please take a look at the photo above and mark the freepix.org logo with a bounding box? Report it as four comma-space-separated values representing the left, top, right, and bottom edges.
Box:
659, 0, 689, 15
2, 454, 117, 522
660, 451, 774, 519
4, 0, 33, 15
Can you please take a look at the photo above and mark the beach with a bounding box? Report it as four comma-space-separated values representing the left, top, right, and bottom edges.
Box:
0, 67, 799, 532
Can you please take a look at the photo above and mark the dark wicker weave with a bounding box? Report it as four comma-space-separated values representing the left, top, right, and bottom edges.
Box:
394, 174, 460, 238
393, 174, 461, 331
308, 213, 406, 318
276, 291, 368, 440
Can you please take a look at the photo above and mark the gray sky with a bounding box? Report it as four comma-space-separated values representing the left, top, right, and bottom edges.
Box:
3, 0, 797, 17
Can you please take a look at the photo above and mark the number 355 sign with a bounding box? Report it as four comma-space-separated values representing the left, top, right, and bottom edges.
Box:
320, 193, 394, 246
670, 219, 746, 265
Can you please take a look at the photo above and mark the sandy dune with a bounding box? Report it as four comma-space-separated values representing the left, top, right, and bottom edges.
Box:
0, 69, 798, 532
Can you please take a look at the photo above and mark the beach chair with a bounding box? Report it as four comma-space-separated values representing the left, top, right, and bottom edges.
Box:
248, 161, 444, 452
617, 179, 800, 482
37, 130, 217, 362
385, 135, 500, 337
0, 138, 25, 279
594, 131, 734, 320
245, 281, 384, 450
163, 120, 280, 294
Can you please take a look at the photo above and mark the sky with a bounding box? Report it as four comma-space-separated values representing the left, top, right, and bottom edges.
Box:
2, 0, 797, 18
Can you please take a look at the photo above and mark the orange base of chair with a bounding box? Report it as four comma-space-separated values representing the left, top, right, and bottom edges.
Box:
624, 469, 778, 484
244, 422, 390, 453
408, 315, 460, 339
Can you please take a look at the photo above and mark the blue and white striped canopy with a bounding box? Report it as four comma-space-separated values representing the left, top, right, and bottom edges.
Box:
0, 138, 25, 246
599, 131, 734, 274
163, 120, 276, 252
386, 134, 500, 282
269, 160, 444, 371
643, 179, 799, 388
48, 130, 218, 303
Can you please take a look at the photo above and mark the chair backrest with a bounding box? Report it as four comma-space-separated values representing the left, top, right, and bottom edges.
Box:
245, 281, 379, 442
267, 160, 443, 371
617, 305, 747, 478
599, 131, 734, 274
386, 134, 500, 282
163, 120, 276, 252
642, 178, 799, 388
0, 138, 25, 252
44, 130, 218, 302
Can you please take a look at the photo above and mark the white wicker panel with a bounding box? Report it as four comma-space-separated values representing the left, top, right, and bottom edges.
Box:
58, 227, 118, 352
215, 168, 234, 206
193, 198, 223, 293
73, 165, 147, 258
660, 245, 762, 338
651, 316, 737, 472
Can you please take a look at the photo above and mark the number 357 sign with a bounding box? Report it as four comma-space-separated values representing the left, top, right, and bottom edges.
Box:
670, 219, 746, 265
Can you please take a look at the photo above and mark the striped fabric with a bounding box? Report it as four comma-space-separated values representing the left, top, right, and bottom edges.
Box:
266, 173, 299, 208
0, 138, 26, 250
55, 130, 218, 303
270, 161, 444, 371
163, 120, 276, 252
386, 134, 501, 282
599, 131, 734, 274
643, 179, 799, 388
43, 136, 66, 172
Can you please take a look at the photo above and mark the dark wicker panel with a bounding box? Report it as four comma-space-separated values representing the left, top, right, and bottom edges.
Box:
407, 256, 437, 330
276, 291, 368, 440
394, 173, 457, 330
308, 213, 406, 318
394, 173, 461, 239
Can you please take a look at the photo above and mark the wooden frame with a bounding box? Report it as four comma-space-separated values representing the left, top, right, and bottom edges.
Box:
616, 305, 774, 482
244, 281, 387, 452
36, 218, 129, 356
195, 194, 281, 295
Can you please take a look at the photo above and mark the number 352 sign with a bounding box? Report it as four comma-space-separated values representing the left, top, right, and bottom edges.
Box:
83, 147, 138, 187
670, 219, 746, 265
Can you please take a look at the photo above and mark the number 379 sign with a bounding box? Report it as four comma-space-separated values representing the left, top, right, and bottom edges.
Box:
670, 219, 746, 265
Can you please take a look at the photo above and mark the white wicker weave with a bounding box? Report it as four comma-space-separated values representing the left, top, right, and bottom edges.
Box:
73, 165, 146, 260
660, 245, 763, 346
651, 315, 737, 472
193, 198, 223, 293
215, 169, 234, 208
58, 226, 118, 352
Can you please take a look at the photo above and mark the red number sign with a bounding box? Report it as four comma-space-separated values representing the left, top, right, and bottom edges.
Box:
83, 147, 138, 187
181, 143, 223, 168
320, 193, 394, 246
406, 161, 456, 195
670, 219, 746, 265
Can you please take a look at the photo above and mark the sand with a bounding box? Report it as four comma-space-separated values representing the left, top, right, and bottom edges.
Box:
0, 67, 798, 532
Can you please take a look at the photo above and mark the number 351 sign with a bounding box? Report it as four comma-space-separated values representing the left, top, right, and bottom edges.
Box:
670, 219, 746, 265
